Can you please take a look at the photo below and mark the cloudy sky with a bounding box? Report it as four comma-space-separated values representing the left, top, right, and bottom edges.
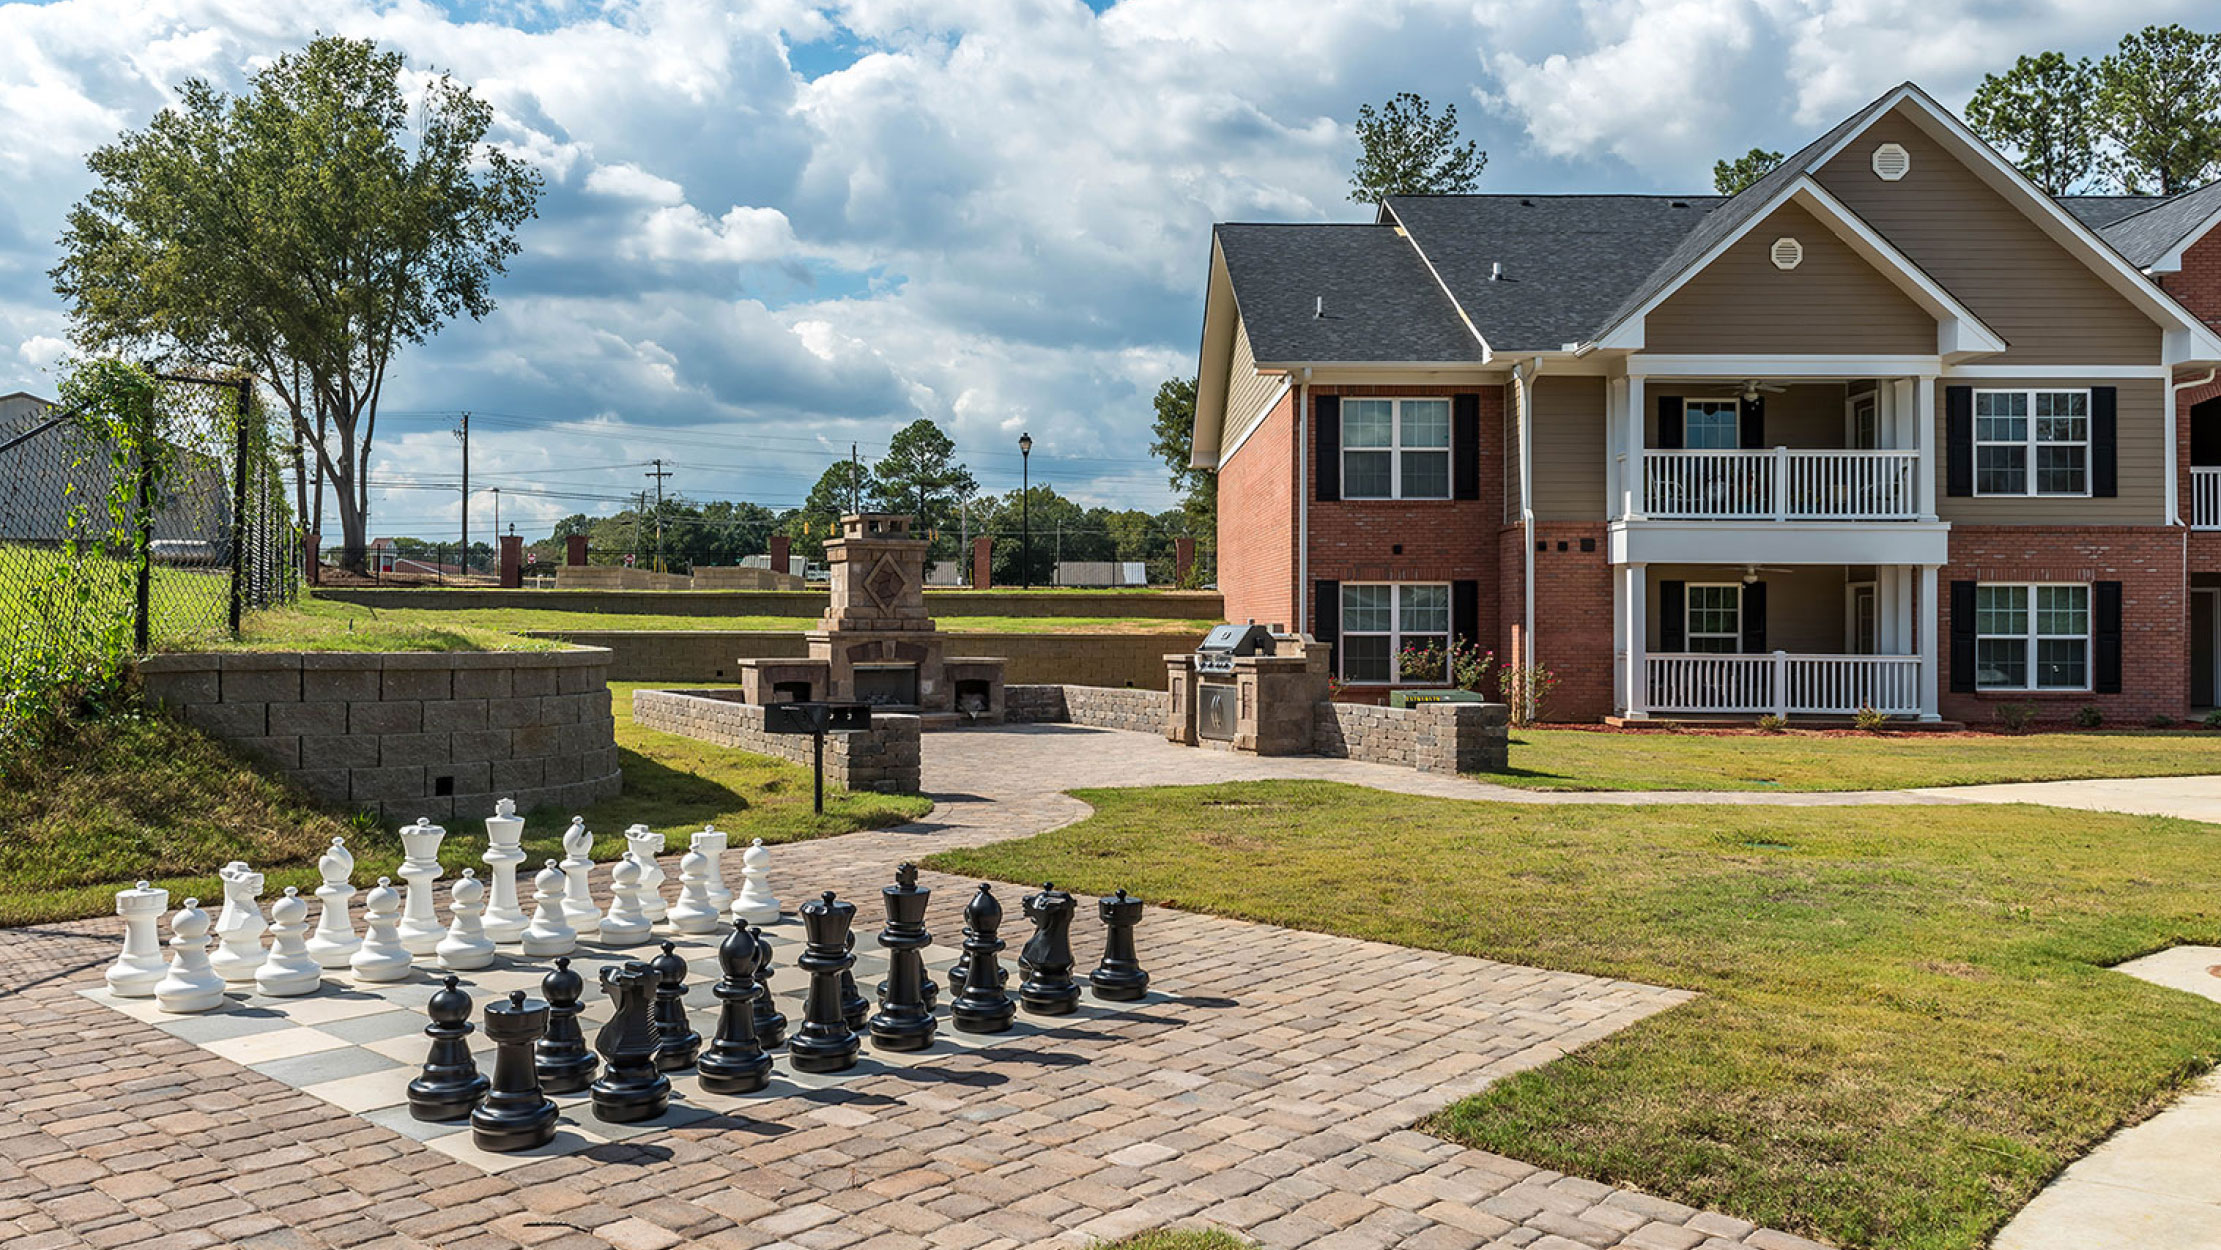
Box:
0, 0, 2207, 540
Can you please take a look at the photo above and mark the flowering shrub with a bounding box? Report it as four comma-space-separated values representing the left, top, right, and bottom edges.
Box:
1399, 638, 1496, 691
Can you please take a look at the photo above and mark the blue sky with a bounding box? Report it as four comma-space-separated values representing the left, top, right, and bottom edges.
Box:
0, 0, 2209, 539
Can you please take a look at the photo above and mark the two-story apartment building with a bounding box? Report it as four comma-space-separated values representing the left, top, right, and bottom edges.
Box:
1194, 83, 2221, 724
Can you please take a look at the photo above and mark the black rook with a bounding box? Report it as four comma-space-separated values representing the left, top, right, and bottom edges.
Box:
473, 990, 560, 1152
1089, 888, 1151, 1001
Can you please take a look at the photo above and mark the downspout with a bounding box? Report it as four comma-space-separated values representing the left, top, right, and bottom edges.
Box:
2171, 368, 2216, 527
1514, 357, 1542, 720
1296, 368, 1311, 635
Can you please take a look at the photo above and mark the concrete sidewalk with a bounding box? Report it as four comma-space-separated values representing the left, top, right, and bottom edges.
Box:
1909, 775, 2221, 823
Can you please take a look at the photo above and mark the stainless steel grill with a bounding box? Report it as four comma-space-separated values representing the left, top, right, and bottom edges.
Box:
1194, 623, 1275, 676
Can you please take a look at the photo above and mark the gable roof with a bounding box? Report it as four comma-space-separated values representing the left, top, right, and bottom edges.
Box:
2096, 179, 2221, 271
1212, 223, 1480, 364
2063, 196, 2168, 229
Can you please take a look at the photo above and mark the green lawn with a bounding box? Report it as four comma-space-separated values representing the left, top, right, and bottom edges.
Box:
2, 543, 235, 649
929, 781, 2221, 1250
1096, 1234, 1253, 1250
1496, 727, 2221, 791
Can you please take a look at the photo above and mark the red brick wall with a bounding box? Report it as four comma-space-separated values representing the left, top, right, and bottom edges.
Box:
1524, 522, 1614, 721
1940, 525, 2187, 725
1215, 387, 1299, 631
2160, 228, 2221, 333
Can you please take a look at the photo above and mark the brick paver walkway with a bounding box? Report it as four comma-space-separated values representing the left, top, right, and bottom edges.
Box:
0, 724, 1840, 1250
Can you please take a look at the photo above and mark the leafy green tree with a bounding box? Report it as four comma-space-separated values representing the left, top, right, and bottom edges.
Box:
1711, 148, 1785, 196
1147, 375, 1213, 575
784, 459, 875, 560
871, 418, 976, 560
2096, 24, 2221, 195
1966, 52, 2100, 195
51, 36, 542, 572
1348, 92, 1486, 204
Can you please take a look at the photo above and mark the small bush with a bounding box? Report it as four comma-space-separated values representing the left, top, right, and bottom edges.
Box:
1852, 705, 1888, 733
1996, 702, 2038, 732
2149, 713, 2177, 729
1756, 713, 1787, 733
2204, 708, 2221, 730
2073, 705, 2103, 729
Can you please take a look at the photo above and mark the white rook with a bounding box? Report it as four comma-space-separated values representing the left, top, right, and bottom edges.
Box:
106, 880, 170, 998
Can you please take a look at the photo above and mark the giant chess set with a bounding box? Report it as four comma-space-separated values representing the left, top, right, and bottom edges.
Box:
82, 800, 1156, 1170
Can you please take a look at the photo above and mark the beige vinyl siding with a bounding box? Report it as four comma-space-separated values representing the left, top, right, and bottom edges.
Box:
1935, 377, 2164, 524
1643, 203, 1936, 355
1816, 111, 2163, 365
1643, 383, 1853, 449
1218, 319, 1283, 460
1530, 375, 1606, 521
1645, 565, 1851, 653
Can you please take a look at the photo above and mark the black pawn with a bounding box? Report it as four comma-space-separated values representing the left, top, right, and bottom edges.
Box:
473, 990, 560, 1152
788, 891, 861, 1073
839, 930, 870, 1030
698, 923, 773, 1094
408, 975, 490, 1121
951, 884, 1015, 1033
1019, 883, 1081, 1015
535, 957, 599, 1094
869, 863, 935, 1052
650, 941, 701, 1072
751, 925, 787, 1049
590, 961, 671, 1122
1090, 888, 1151, 1001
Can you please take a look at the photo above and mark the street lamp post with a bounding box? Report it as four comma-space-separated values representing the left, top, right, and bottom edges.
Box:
1018, 432, 1033, 590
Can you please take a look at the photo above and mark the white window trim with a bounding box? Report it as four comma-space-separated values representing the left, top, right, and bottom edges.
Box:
1341, 397, 1453, 500
1847, 580, 1878, 655
1684, 582, 1743, 653
1975, 581, 2092, 692
1338, 581, 1452, 684
1679, 397, 1744, 450
1972, 387, 2092, 498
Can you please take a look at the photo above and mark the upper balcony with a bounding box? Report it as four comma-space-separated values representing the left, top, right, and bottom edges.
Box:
1633, 447, 1920, 521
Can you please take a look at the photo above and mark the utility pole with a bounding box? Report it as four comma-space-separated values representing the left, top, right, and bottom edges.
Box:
645, 459, 672, 572
849, 443, 860, 514
453, 412, 469, 575
490, 486, 500, 552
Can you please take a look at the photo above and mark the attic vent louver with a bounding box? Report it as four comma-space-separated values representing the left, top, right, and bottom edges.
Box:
1770, 237, 1804, 271
1872, 143, 1911, 181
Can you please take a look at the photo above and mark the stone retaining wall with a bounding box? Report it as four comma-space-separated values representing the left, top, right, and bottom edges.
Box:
137, 649, 622, 821
1004, 684, 1173, 733
631, 688, 921, 794
535, 630, 1205, 690
1314, 700, 1510, 775
317, 587, 1225, 619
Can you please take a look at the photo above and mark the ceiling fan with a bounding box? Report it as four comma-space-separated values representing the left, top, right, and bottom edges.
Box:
1740, 380, 1789, 402
1740, 564, 1793, 584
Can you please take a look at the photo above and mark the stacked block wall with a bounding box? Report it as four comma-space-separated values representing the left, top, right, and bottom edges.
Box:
630, 689, 921, 793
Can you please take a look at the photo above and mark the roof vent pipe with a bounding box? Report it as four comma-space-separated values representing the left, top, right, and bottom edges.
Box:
1490, 262, 1503, 281
1314, 296, 1323, 318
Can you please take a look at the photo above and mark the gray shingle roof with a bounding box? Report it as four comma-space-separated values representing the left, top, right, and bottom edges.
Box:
2096, 180, 2221, 267
1214, 223, 1481, 363
2061, 196, 2167, 229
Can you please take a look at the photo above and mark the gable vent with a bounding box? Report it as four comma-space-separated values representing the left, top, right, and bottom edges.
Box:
1770, 237, 1804, 271
1872, 142, 1911, 181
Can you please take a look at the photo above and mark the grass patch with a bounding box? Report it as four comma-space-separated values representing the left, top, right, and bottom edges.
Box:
1094, 1233, 1254, 1250
1494, 726, 2221, 791
928, 781, 2221, 1250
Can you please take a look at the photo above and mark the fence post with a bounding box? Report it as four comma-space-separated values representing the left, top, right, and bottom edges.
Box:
227, 380, 250, 636
134, 402, 154, 653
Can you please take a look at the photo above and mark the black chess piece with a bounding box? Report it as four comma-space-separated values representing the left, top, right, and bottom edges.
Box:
951, 884, 1015, 1033
697, 923, 773, 1095
788, 891, 861, 1073
869, 864, 936, 1052
839, 930, 870, 1030
407, 975, 490, 1121
535, 957, 599, 1094
650, 941, 701, 1072
751, 925, 787, 1049
1019, 882, 1081, 1015
1089, 888, 1151, 1001
590, 961, 671, 1122
473, 990, 560, 1152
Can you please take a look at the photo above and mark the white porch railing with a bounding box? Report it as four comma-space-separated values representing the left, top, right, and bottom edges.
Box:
1642, 448, 1919, 520
2193, 466, 2221, 530
1646, 652, 1922, 716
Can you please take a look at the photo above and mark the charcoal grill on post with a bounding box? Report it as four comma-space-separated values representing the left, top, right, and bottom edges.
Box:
1193, 624, 1275, 740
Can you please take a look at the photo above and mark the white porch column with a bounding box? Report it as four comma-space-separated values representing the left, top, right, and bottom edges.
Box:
1622, 563, 1648, 718
1915, 376, 1939, 521
1625, 375, 1647, 519
1876, 567, 1898, 654
1918, 563, 1941, 721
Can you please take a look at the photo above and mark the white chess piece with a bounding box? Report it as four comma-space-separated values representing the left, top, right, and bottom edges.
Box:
520, 860, 577, 957
255, 887, 323, 997
106, 881, 170, 997
668, 844, 722, 934
306, 836, 360, 969
733, 837, 781, 924
395, 817, 447, 956
624, 825, 668, 922
694, 826, 733, 917
599, 853, 652, 943
350, 878, 414, 983
481, 798, 530, 943
210, 862, 268, 983
154, 898, 226, 1013
558, 816, 602, 934
437, 869, 496, 971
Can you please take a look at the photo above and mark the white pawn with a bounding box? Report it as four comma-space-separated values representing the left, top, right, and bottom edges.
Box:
695, 826, 733, 917
732, 837, 781, 924
395, 817, 447, 956
624, 825, 668, 923
599, 854, 652, 943
350, 878, 414, 983
481, 798, 530, 944
668, 844, 722, 934
106, 881, 170, 998
521, 860, 577, 957
154, 898, 226, 1013
437, 869, 496, 971
558, 816, 602, 935
255, 887, 322, 997
306, 836, 360, 969
210, 862, 268, 983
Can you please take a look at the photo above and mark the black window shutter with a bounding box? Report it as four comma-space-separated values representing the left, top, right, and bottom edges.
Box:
1950, 581, 1977, 692
2091, 386, 2117, 497
1314, 580, 1340, 669
1946, 386, 1974, 497
1658, 580, 1685, 651
1452, 579, 1480, 649
2094, 580, 2122, 693
1315, 396, 1340, 502
1656, 395, 1683, 449
1741, 581, 1768, 654
1452, 394, 1481, 500
1739, 395, 1765, 449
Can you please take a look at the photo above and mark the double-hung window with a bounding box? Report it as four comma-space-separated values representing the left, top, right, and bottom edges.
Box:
1682, 400, 1741, 449
1342, 398, 1451, 499
1685, 584, 1742, 653
1339, 583, 1450, 683
1974, 583, 2089, 690
1974, 389, 2089, 496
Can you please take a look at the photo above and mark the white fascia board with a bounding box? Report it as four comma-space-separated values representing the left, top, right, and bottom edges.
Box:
1191, 239, 1237, 469
1628, 354, 1942, 378
1944, 363, 2172, 379
1213, 376, 1292, 471
1380, 202, 1494, 362
1607, 519, 1951, 567
1251, 359, 1498, 372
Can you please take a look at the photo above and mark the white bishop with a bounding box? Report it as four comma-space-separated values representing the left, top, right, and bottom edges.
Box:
557, 816, 602, 934
305, 836, 360, 968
